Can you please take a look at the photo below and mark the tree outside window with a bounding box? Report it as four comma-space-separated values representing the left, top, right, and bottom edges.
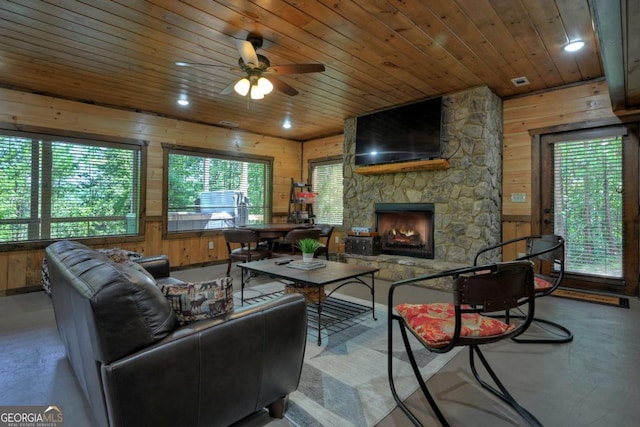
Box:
0, 130, 143, 244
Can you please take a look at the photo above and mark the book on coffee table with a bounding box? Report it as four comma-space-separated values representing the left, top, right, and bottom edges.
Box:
286, 260, 326, 270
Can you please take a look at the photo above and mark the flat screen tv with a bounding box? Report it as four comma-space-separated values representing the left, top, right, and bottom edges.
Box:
355, 97, 442, 166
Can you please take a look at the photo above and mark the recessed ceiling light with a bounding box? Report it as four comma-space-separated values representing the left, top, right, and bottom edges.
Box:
177, 99, 189, 106
564, 41, 585, 52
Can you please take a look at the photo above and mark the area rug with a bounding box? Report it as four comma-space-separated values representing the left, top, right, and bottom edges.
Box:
237, 284, 461, 427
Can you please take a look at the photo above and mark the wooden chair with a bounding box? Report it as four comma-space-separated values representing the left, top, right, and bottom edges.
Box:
274, 227, 321, 255
474, 234, 572, 344
388, 261, 541, 426
313, 224, 334, 260
222, 228, 272, 275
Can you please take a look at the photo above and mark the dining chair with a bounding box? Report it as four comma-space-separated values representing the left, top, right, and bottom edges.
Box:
474, 234, 572, 344
388, 261, 541, 427
313, 224, 334, 260
274, 227, 321, 255
222, 228, 272, 275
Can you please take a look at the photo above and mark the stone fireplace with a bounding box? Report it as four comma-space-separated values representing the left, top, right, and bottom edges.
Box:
339, 86, 503, 287
375, 203, 434, 259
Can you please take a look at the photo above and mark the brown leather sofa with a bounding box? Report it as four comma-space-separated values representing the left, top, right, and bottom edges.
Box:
45, 240, 307, 427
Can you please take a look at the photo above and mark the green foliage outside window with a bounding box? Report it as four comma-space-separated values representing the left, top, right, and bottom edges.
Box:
166, 151, 270, 231
0, 133, 141, 243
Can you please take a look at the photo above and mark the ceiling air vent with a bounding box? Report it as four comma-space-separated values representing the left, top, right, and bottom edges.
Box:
511, 76, 530, 87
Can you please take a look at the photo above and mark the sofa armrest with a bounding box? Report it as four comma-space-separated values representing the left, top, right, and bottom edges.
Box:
134, 255, 170, 279
100, 294, 307, 427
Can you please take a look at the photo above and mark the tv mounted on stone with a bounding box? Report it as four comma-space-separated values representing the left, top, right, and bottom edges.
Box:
355, 96, 443, 166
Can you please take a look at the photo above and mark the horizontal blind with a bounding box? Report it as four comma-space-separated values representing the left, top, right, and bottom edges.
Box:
311, 161, 343, 225
0, 137, 35, 242
553, 136, 623, 277
48, 141, 140, 238
0, 132, 141, 243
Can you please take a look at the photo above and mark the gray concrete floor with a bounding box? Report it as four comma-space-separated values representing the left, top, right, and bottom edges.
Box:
2, 260, 639, 426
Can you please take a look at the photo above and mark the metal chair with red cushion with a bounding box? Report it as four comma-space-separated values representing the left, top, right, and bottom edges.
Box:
474, 234, 572, 344
388, 261, 541, 427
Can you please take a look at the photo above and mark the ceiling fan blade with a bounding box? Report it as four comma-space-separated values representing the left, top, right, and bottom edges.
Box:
266, 64, 325, 75
176, 61, 237, 70
235, 39, 259, 68
221, 78, 241, 95
269, 76, 299, 96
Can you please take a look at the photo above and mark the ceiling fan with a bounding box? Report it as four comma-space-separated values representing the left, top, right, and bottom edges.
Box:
176, 34, 325, 99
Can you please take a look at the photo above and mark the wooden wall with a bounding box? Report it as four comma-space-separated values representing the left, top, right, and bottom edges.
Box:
501, 80, 623, 244
0, 87, 301, 294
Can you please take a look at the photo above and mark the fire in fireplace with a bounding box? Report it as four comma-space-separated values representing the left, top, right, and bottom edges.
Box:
375, 203, 434, 259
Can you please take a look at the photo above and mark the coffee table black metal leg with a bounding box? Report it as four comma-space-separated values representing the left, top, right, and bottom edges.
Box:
371, 273, 377, 320
317, 286, 323, 345
240, 267, 245, 306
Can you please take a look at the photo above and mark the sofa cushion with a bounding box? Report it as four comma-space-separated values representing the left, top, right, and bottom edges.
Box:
161, 277, 234, 325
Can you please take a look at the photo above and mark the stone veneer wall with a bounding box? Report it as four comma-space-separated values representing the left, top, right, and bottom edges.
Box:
339, 86, 503, 288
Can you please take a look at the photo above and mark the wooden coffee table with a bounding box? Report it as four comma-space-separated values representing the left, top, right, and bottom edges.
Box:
239, 257, 379, 345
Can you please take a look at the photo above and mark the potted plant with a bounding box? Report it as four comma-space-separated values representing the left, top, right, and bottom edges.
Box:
296, 238, 321, 262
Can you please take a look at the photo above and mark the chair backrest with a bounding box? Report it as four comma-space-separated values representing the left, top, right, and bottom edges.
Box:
315, 224, 334, 243
283, 228, 321, 245
222, 228, 261, 246
454, 261, 536, 344
454, 261, 535, 312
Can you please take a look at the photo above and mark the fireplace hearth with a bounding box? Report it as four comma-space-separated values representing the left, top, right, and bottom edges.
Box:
375, 203, 434, 259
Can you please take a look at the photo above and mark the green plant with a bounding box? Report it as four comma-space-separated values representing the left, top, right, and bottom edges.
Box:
296, 238, 321, 253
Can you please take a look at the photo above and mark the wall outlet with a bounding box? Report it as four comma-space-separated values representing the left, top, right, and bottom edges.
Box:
511, 193, 526, 203
208, 241, 214, 250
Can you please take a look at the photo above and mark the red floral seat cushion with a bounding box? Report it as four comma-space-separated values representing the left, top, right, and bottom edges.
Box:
534, 275, 553, 292
396, 303, 515, 348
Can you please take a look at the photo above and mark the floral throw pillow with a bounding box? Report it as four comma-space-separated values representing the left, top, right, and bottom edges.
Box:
160, 277, 234, 325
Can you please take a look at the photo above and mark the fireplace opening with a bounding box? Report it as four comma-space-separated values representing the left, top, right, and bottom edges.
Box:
375, 203, 434, 259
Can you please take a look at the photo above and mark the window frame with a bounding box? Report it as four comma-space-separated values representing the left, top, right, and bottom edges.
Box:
308, 156, 344, 227
0, 123, 147, 251
162, 144, 274, 239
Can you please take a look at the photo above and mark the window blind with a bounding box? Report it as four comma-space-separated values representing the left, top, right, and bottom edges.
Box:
311, 160, 343, 226
0, 132, 141, 243
553, 136, 623, 277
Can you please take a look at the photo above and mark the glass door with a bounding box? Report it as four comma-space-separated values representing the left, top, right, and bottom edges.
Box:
538, 125, 639, 295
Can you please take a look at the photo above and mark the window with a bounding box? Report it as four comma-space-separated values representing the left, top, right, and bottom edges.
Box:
164, 146, 272, 233
310, 158, 343, 225
0, 129, 143, 244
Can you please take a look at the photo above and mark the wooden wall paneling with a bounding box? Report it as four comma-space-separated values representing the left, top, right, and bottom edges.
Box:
502, 80, 619, 219
501, 221, 532, 260
0, 254, 8, 292
6, 252, 27, 290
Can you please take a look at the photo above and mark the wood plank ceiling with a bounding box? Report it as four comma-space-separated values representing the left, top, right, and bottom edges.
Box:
0, 0, 628, 141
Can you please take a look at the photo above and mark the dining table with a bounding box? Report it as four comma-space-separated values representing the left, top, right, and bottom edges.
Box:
237, 223, 315, 239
